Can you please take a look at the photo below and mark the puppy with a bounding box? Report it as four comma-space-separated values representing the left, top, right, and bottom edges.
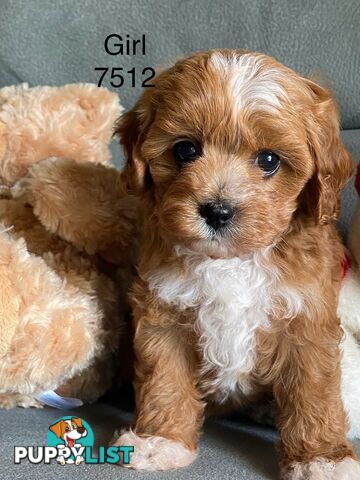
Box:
49, 417, 87, 464
113, 50, 358, 478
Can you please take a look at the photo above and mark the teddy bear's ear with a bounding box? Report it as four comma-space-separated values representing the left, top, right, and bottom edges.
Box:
61, 84, 123, 143
0, 84, 123, 184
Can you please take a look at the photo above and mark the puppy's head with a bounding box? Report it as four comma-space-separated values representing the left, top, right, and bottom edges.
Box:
116, 50, 353, 258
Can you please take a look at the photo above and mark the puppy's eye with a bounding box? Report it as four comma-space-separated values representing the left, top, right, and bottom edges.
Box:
65, 426, 70, 431
256, 150, 280, 176
172, 140, 201, 164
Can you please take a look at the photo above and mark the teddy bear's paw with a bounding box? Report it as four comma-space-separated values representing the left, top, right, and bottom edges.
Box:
16, 395, 44, 409
112, 429, 197, 471
0, 393, 43, 409
11, 157, 58, 202
0, 393, 18, 409
11, 176, 34, 204
282, 456, 360, 480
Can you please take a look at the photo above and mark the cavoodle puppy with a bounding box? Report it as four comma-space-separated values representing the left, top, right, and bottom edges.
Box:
113, 49, 358, 478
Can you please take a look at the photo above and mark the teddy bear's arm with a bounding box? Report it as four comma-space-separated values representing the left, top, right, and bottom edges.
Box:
0, 228, 102, 404
11, 157, 138, 265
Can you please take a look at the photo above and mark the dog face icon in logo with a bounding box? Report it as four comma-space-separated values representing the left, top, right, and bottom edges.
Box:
48, 417, 93, 465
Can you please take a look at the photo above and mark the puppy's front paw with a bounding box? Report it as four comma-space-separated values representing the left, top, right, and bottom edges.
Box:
113, 429, 196, 471
334, 457, 360, 479
283, 458, 334, 480
283, 457, 360, 480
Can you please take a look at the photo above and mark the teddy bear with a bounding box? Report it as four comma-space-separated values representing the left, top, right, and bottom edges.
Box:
0, 83, 137, 409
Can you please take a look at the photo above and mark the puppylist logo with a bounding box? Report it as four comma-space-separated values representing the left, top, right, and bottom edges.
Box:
14, 416, 133, 465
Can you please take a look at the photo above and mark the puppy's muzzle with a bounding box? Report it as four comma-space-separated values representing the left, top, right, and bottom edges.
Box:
199, 201, 234, 231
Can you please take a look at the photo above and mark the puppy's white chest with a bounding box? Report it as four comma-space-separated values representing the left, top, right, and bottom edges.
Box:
147, 249, 302, 403
191, 256, 275, 401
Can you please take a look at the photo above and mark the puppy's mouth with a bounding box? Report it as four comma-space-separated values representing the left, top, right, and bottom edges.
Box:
185, 236, 237, 259
181, 216, 237, 259
160, 199, 241, 258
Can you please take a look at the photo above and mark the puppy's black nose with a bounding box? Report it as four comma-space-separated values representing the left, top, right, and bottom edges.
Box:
199, 201, 234, 230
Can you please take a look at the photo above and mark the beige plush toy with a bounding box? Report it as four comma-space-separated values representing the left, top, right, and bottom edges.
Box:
0, 83, 137, 409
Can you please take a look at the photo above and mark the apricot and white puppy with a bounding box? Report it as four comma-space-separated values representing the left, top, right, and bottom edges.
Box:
113, 50, 359, 478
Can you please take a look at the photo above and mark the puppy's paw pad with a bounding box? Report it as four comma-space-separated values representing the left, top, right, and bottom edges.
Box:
113, 429, 196, 471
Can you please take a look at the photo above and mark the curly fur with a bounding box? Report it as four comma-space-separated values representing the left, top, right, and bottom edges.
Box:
147, 245, 303, 401
0, 84, 134, 407
0, 83, 122, 184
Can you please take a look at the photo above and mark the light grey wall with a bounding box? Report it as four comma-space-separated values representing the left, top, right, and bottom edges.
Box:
0, 0, 359, 128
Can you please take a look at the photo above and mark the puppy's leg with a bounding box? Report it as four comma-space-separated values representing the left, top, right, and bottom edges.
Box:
113, 300, 204, 471
273, 317, 359, 479
11, 157, 137, 263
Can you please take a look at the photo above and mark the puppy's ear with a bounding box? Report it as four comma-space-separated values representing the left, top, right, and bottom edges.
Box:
114, 88, 155, 193
303, 80, 354, 225
49, 420, 66, 439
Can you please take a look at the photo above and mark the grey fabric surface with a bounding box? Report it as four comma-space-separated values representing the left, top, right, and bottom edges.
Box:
0, 402, 359, 480
339, 130, 360, 237
0, 0, 359, 129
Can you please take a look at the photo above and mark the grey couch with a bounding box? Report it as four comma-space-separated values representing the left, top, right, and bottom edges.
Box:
1, 1, 360, 479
